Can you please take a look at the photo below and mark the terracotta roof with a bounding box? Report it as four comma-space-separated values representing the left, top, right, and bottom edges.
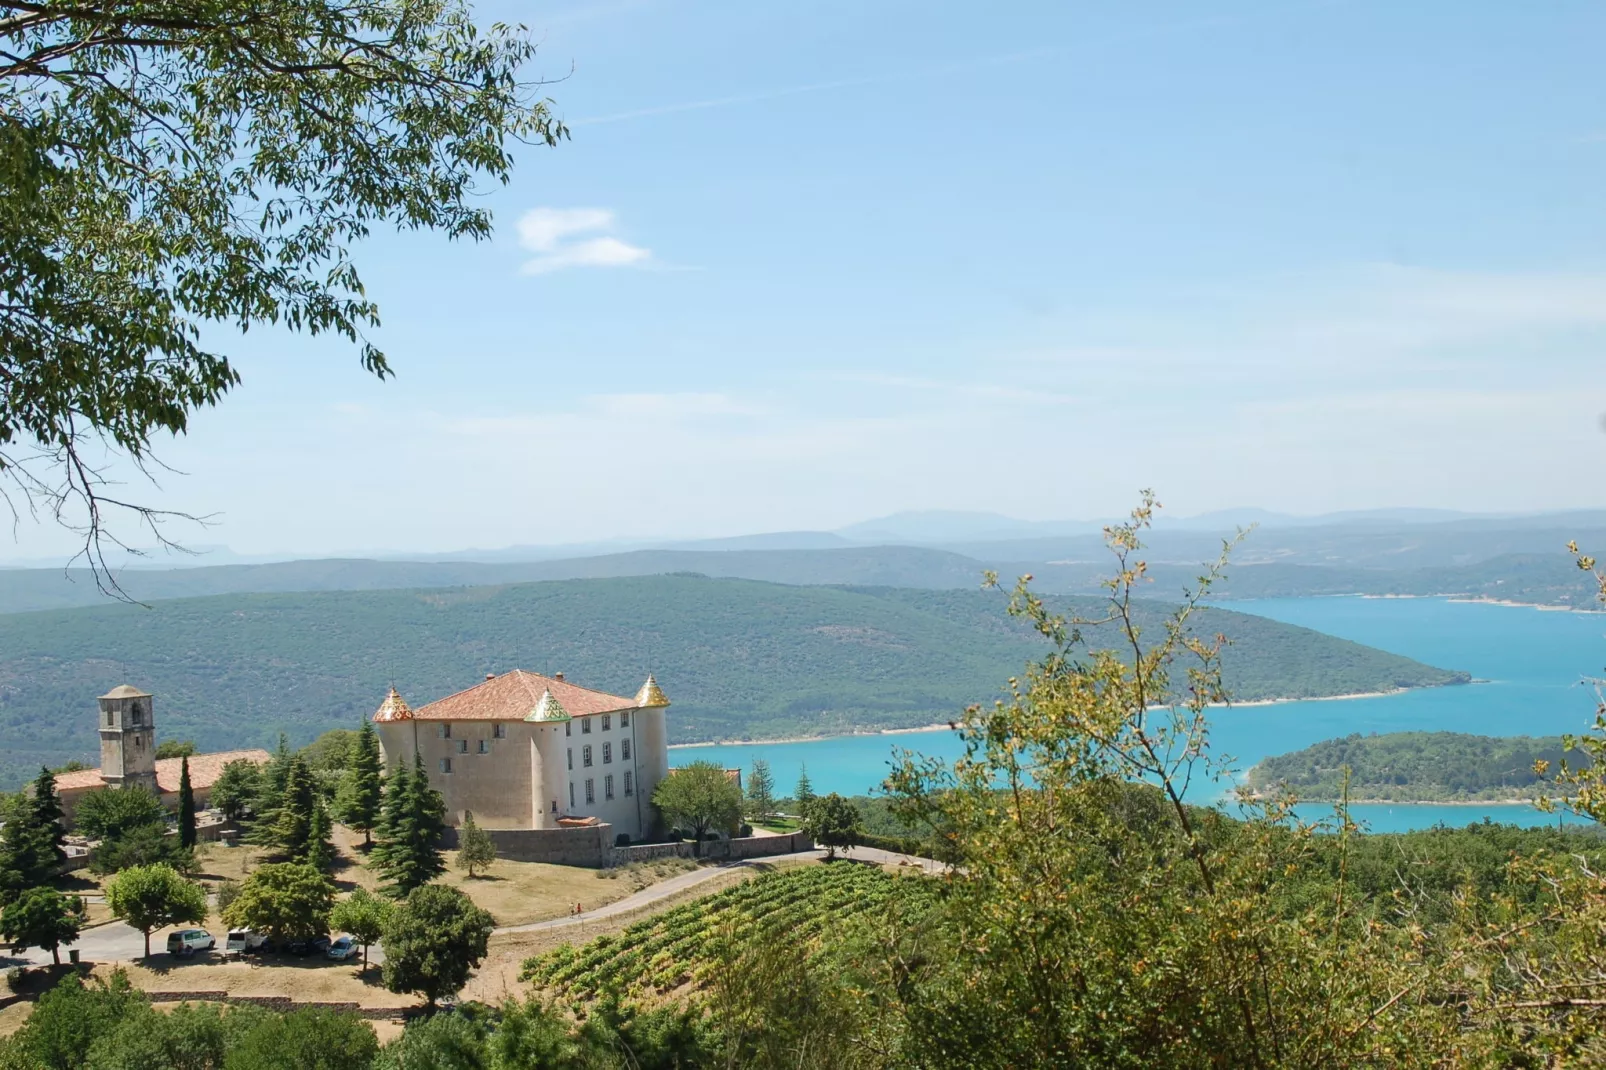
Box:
372, 688, 413, 723
414, 670, 638, 722
635, 674, 670, 708
54, 749, 271, 794
100, 684, 151, 700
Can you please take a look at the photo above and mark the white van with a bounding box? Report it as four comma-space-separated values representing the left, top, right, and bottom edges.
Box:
167, 929, 215, 957
225, 929, 272, 956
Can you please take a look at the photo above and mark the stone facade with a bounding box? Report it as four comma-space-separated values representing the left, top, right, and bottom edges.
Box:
374, 670, 672, 842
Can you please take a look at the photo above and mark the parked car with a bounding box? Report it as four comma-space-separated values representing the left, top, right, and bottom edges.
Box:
327, 936, 360, 961
225, 929, 273, 956
286, 934, 332, 957
167, 929, 215, 958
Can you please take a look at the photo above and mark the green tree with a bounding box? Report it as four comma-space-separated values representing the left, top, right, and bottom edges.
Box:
104, 863, 207, 958
372, 1012, 486, 1070
1, 887, 86, 965
0, 0, 564, 575
247, 735, 295, 845
652, 761, 742, 856
154, 741, 198, 760
370, 754, 445, 897
801, 793, 863, 861
222, 863, 335, 946
745, 759, 776, 822
90, 822, 195, 877
177, 757, 197, 850
335, 721, 384, 847
75, 787, 166, 842
0, 766, 69, 892
795, 764, 816, 807
210, 760, 264, 824
305, 799, 336, 872
7, 968, 147, 1070
381, 884, 494, 1007
455, 811, 496, 878
270, 756, 318, 859
300, 729, 358, 775
329, 888, 394, 977
84, 1000, 270, 1070
222, 1007, 378, 1070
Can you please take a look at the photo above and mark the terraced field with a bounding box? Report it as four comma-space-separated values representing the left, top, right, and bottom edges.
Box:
521, 863, 933, 1000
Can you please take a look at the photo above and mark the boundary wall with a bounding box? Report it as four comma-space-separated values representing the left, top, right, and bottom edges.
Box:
441, 824, 814, 867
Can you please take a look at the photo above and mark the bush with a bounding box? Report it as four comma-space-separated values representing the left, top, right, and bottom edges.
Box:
614, 833, 631, 847
214, 879, 241, 915
738, 824, 753, 838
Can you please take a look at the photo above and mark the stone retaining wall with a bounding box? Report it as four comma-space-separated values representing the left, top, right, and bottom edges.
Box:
606, 831, 813, 866
141, 992, 407, 1019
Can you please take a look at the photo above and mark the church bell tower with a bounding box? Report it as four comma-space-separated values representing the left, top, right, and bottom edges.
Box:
98, 685, 159, 793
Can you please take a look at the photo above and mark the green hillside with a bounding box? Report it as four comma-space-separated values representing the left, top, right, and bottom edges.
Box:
1246, 731, 1587, 802
0, 575, 1467, 787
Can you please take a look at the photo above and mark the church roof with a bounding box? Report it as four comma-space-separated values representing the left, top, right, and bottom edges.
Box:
371, 688, 414, 723
100, 684, 151, 700
414, 670, 639, 722
54, 749, 272, 794
635, 674, 670, 708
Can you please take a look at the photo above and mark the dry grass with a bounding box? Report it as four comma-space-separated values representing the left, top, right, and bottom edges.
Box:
0, 1001, 32, 1038
84, 960, 416, 1008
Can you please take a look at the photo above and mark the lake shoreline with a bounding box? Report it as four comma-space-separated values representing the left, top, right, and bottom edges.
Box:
666, 685, 1442, 750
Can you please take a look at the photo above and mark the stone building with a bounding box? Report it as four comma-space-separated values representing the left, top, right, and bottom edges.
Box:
372, 670, 672, 842
54, 685, 271, 825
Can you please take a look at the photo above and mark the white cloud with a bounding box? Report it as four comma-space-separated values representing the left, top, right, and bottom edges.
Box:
516, 208, 652, 275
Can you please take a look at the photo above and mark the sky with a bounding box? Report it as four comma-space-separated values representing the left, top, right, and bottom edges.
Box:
9, 0, 1606, 562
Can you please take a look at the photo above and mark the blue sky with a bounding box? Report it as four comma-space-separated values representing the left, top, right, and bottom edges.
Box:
11, 0, 1606, 561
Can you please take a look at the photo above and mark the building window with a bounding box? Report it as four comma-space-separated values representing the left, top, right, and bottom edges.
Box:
565, 722, 571, 737
605, 775, 614, 800
624, 771, 633, 796
569, 783, 574, 808
477, 740, 488, 754
131, 706, 143, 727
494, 724, 507, 739
566, 748, 573, 770
621, 711, 630, 727
585, 778, 595, 804
551, 799, 558, 813
457, 740, 468, 754
106, 711, 113, 727
621, 739, 631, 761
440, 724, 451, 739
583, 745, 593, 767
440, 758, 453, 774
601, 714, 611, 731
582, 719, 591, 734
602, 743, 612, 764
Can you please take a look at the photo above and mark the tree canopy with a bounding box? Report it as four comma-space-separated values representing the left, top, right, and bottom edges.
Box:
103, 863, 206, 958
0, 0, 564, 580
222, 862, 335, 944
74, 786, 165, 842
1, 887, 85, 965
370, 754, 445, 896
653, 762, 742, 854
801, 793, 862, 861
381, 883, 494, 1006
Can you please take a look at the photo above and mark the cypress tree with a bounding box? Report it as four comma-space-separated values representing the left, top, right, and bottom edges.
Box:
336, 720, 384, 847
368, 758, 410, 873
177, 757, 197, 849
372, 753, 445, 897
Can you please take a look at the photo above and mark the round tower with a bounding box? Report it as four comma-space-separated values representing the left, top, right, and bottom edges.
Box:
525, 689, 572, 828
370, 687, 416, 772
98, 685, 159, 794
633, 675, 671, 830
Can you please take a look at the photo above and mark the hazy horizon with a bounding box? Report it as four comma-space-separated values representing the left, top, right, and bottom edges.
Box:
7, 1, 1604, 564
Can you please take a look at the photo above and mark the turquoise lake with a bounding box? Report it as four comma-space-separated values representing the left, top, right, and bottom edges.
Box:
671, 597, 1606, 833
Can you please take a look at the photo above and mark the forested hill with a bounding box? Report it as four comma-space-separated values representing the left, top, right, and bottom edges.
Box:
0, 575, 1467, 787
1246, 731, 1588, 802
